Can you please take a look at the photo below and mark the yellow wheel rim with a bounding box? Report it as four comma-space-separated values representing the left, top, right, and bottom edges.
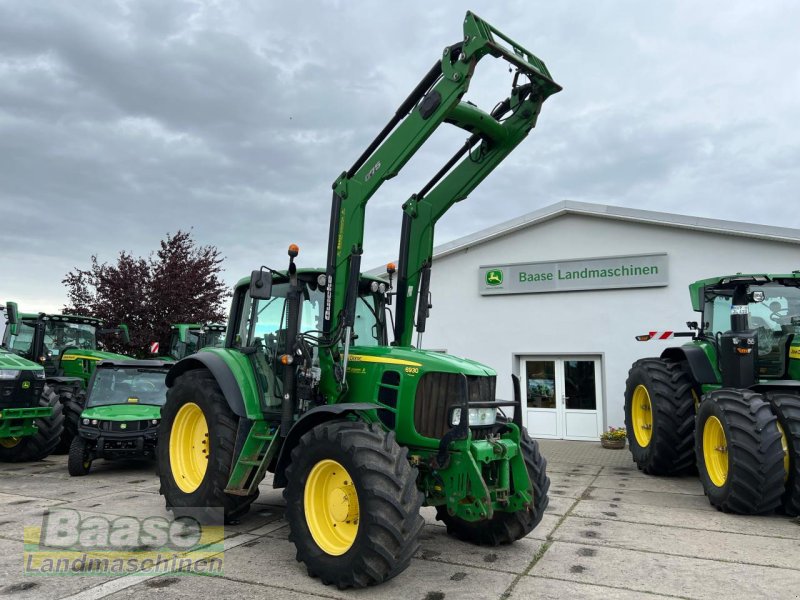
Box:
169, 402, 209, 493
777, 422, 789, 482
304, 459, 359, 556
703, 416, 728, 487
0, 437, 21, 448
631, 385, 653, 447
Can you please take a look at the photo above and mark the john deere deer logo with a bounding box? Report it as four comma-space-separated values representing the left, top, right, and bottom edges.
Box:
485, 269, 503, 286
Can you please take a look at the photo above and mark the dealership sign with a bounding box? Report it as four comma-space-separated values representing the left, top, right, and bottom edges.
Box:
479, 253, 668, 295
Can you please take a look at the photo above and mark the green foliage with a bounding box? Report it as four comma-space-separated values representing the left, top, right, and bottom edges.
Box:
63, 230, 229, 357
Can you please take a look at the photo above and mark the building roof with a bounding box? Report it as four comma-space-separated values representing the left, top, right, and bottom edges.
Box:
366, 200, 800, 275
432, 200, 800, 261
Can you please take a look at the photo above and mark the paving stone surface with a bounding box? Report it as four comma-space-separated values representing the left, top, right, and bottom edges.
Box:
0, 440, 798, 600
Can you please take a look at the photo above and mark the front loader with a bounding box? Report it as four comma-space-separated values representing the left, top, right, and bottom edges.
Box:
157, 12, 560, 588
624, 273, 800, 515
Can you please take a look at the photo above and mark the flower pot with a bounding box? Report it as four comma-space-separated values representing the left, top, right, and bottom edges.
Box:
600, 438, 626, 449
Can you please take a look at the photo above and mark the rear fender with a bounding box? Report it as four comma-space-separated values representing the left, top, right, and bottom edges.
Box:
165, 350, 261, 420
272, 403, 378, 488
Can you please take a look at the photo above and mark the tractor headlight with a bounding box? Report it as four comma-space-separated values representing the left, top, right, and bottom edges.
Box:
33, 371, 45, 379
82, 418, 90, 425
370, 281, 379, 292
451, 407, 497, 427
91, 419, 98, 425
0, 370, 20, 380
151, 419, 159, 426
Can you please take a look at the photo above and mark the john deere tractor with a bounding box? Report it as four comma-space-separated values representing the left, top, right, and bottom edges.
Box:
625, 273, 800, 515
164, 323, 226, 361
157, 12, 560, 588
1, 303, 131, 452
0, 304, 64, 461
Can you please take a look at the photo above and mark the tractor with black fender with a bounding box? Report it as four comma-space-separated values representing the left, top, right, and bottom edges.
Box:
625, 273, 800, 515
68, 359, 171, 476
157, 12, 560, 588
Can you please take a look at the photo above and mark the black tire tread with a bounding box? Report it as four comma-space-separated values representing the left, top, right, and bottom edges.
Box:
157, 369, 258, 524
67, 436, 91, 476
435, 424, 550, 545
766, 392, 800, 516
696, 389, 785, 514
624, 358, 696, 475
284, 420, 424, 589
55, 386, 86, 454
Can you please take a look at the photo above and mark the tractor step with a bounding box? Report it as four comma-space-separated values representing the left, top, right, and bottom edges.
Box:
224, 421, 280, 496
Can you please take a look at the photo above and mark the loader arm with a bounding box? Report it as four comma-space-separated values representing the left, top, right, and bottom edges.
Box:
320, 11, 561, 395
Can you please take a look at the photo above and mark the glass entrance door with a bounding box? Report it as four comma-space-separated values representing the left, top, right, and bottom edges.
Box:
521, 356, 603, 440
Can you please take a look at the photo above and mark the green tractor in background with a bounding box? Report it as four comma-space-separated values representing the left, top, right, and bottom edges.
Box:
1, 302, 131, 452
0, 304, 64, 461
68, 359, 171, 476
157, 12, 560, 588
625, 273, 800, 515
163, 323, 226, 361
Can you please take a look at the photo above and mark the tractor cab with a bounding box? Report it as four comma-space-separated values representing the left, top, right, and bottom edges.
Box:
167, 323, 227, 360
693, 274, 800, 382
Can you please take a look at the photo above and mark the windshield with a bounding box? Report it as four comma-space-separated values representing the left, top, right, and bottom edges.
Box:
4, 320, 35, 357
44, 321, 97, 355
87, 368, 168, 407
201, 329, 225, 348
704, 282, 800, 354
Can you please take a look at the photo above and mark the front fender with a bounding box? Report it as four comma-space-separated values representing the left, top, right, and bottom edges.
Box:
166, 350, 261, 419
272, 403, 378, 488
661, 344, 718, 385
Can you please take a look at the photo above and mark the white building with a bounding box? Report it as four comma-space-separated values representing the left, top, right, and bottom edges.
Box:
420, 201, 800, 440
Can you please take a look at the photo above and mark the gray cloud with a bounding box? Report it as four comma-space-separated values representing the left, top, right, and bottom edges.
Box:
1, 0, 799, 312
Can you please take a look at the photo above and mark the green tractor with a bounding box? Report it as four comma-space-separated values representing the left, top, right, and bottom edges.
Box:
1, 303, 131, 452
163, 323, 226, 361
625, 273, 800, 515
157, 12, 560, 588
68, 359, 171, 476
0, 303, 64, 461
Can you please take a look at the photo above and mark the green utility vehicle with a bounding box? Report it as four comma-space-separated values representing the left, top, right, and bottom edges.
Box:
0, 303, 64, 462
625, 273, 800, 515
2, 305, 131, 452
68, 359, 171, 476
157, 12, 560, 588
165, 323, 226, 360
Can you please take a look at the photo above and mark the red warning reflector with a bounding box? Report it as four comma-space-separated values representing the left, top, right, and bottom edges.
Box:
149, 342, 159, 354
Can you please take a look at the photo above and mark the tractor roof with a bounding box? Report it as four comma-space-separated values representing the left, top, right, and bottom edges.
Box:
234, 269, 383, 290
20, 312, 103, 326
689, 272, 800, 311
96, 359, 171, 370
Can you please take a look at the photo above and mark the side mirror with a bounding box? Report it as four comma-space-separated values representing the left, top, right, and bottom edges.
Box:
5, 302, 19, 336
118, 324, 130, 345
250, 270, 273, 300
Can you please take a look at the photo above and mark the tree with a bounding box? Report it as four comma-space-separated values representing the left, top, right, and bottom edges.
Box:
63, 231, 229, 357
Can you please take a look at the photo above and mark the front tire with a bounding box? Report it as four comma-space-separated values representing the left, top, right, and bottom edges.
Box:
157, 369, 258, 524
624, 358, 696, 475
55, 387, 86, 454
766, 392, 800, 516
435, 424, 549, 545
68, 436, 92, 476
283, 421, 424, 589
696, 389, 785, 514
0, 384, 65, 463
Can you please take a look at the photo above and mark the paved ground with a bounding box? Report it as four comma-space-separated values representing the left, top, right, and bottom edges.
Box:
1, 441, 799, 599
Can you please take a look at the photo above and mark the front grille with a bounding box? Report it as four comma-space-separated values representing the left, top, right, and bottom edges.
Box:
0, 372, 45, 410
101, 420, 147, 432
413, 373, 496, 439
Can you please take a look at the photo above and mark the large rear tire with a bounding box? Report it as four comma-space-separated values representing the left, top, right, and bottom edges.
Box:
55, 387, 86, 455
0, 384, 64, 463
283, 420, 424, 589
696, 389, 785, 514
435, 423, 549, 545
766, 392, 800, 516
624, 358, 696, 475
157, 369, 258, 524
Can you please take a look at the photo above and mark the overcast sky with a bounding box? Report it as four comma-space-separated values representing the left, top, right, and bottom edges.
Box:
1, 0, 799, 314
